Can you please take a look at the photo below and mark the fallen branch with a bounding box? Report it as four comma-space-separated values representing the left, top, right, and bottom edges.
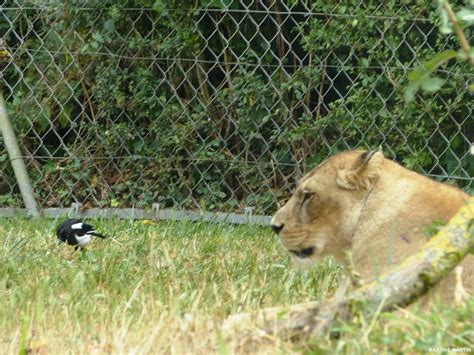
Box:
225, 197, 473, 348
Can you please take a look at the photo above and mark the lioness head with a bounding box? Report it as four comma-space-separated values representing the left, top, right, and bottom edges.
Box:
271, 150, 384, 268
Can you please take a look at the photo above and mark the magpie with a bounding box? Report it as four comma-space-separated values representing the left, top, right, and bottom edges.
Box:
56, 219, 107, 250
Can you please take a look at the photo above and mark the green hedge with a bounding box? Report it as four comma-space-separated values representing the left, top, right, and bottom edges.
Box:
1, 0, 472, 212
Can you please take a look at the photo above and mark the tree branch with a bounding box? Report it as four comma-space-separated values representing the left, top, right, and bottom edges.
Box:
444, 1, 474, 66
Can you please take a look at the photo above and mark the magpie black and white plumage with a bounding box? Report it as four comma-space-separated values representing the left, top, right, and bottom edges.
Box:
56, 219, 107, 250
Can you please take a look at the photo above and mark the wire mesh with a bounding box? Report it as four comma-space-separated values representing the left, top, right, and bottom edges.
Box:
0, 1, 472, 215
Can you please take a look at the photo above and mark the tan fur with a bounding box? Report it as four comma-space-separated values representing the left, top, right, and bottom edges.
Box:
271, 150, 472, 305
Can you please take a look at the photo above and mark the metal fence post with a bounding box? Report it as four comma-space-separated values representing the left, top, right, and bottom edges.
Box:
0, 91, 41, 217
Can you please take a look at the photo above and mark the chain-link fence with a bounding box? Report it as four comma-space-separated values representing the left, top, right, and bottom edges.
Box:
0, 1, 472, 217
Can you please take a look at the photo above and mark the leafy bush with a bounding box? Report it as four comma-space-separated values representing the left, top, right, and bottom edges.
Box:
1, 0, 472, 211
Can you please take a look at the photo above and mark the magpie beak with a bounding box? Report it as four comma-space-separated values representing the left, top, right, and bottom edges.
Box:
56, 219, 107, 250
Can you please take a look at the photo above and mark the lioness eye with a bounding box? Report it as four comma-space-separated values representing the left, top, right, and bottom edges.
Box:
301, 190, 314, 206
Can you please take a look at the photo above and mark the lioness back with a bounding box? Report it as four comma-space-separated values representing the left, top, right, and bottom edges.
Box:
271, 149, 472, 306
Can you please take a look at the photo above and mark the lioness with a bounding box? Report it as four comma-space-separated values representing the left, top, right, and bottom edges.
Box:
271, 150, 473, 305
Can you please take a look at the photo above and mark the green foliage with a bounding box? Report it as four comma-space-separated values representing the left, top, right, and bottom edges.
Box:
405, 50, 458, 102
437, 0, 474, 34
1, 0, 472, 211
406, 1, 474, 102
422, 219, 448, 239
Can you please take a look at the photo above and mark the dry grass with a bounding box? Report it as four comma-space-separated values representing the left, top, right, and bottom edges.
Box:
0, 218, 472, 353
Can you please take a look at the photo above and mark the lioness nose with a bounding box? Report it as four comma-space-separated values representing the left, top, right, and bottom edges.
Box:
271, 223, 284, 235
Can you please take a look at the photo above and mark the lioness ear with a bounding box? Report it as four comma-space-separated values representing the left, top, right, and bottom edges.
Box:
336, 150, 384, 190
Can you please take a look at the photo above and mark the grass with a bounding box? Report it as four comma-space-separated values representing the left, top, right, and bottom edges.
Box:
0, 218, 472, 353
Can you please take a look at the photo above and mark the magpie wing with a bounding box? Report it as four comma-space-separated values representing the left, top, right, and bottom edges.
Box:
82, 223, 107, 239
80, 223, 95, 233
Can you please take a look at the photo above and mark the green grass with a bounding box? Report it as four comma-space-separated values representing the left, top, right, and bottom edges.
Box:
0, 218, 472, 353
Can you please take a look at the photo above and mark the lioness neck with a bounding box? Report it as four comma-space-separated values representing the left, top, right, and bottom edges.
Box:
350, 158, 468, 277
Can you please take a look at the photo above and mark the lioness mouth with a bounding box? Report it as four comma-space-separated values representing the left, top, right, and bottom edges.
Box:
289, 247, 314, 259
